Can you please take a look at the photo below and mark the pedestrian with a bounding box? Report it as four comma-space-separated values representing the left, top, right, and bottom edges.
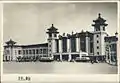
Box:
90, 57, 94, 64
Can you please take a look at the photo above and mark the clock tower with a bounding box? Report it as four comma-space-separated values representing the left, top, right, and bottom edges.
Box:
46, 24, 59, 59
92, 13, 108, 56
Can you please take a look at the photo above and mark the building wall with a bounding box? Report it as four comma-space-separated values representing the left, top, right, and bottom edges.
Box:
105, 41, 117, 64
94, 32, 101, 55
22, 47, 48, 56
3, 46, 48, 61
4, 46, 23, 61
93, 31, 107, 56
101, 32, 107, 55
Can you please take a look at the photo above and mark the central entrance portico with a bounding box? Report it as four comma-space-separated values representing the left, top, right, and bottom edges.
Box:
53, 52, 88, 61
62, 54, 69, 61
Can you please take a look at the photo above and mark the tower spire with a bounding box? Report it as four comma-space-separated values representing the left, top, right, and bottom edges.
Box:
52, 24, 54, 27
92, 13, 108, 31
46, 24, 59, 34
98, 13, 101, 18
115, 31, 118, 36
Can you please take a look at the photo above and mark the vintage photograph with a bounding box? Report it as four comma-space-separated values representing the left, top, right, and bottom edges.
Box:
3, 2, 118, 74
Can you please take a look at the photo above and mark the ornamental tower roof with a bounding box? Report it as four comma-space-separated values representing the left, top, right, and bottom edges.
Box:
92, 13, 108, 27
5, 39, 16, 46
46, 24, 59, 33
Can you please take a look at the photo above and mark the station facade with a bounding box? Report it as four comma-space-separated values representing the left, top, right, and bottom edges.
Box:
3, 13, 118, 63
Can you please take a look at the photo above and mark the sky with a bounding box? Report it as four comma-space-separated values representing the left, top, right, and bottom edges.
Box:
3, 2, 117, 45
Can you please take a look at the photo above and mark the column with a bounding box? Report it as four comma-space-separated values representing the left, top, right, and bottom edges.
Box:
88, 38, 90, 54
93, 35, 97, 55
10, 47, 13, 61
67, 38, 70, 52
60, 53, 62, 61
42, 49, 43, 57
79, 38, 81, 52
68, 38, 71, 61
78, 38, 81, 58
86, 36, 89, 54
35, 49, 36, 56
68, 54, 71, 61
59, 39, 62, 53
59, 39, 62, 61
109, 45, 111, 64
76, 37, 79, 52
48, 40, 51, 57
52, 40, 56, 53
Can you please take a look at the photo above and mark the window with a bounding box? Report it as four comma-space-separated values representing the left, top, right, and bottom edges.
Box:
97, 35, 99, 37
49, 34, 52, 37
6, 50, 10, 54
49, 54, 51, 57
49, 40, 51, 43
97, 52, 99, 55
43, 49, 46, 54
18, 50, 21, 55
97, 40, 99, 43
96, 28, 100, 31
39, 49, 42, 54
33, 49, 35, 54
15, 50, 17, 55
29, 50, 32, 54
97, 46, 99, 49
49, 45, 51, 47
54, 34, 57, 37
26, 50, 28, 54
46, 49, 48, 54
23, 50, 25, 55
103, 27, 105, 31
36, 49, 39, 54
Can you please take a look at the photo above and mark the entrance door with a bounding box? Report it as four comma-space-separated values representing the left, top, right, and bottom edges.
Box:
62, 55, 69, 61
54, 55, 60, 61
71, 54, 79, 60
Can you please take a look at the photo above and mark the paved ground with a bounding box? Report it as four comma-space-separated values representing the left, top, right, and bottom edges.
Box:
3, 62, 118, 74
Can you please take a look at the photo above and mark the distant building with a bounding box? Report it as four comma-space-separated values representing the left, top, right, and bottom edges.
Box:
105, 32, 118, 65
3, 40, 48, 61
3, 13, 118, 64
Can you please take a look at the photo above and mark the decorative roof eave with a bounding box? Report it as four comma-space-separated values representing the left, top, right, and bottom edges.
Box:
104, 36, 118, 42
93, 19, 106, 23
58, 35, 63, 40
4, 45, 21, 48
47, 28, 58, 31
46, 31, 59, 34
21, 43, 48, 48
5, 39, 16, 45
59, 31, 94, 38
47, 24, 58, 31
77, 31, 94, 37
92, 23, 108, 27
92, 13, 107, 25
68, 35, 77, 38
115, 32, 118, 35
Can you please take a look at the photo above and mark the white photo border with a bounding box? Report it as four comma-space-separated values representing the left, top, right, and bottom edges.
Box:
0, 0, 120, 83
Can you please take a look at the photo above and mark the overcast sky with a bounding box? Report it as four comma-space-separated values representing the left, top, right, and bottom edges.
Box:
3, 2, 117, 45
